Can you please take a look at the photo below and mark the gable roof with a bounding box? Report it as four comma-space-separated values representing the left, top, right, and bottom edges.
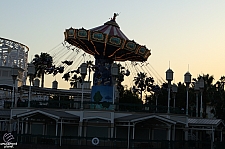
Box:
15, 109, 79, 120
115, 114, 176, 124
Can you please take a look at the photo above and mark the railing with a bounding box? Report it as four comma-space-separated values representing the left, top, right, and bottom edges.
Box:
5, 100, 185, 114
13, 134, 225, 149
16, 134, 127, 148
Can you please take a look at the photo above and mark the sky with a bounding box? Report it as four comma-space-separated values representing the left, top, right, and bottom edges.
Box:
0, 0, 225, 89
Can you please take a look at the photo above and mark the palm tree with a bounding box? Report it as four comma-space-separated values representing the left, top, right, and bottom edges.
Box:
210, 76, 225, 119
133, 72, 154, 100
32, 52, 53, 88
70, 74, 82, 88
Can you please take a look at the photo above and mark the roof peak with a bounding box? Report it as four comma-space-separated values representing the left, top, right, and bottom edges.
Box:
104, 13, 120, 28
111, 13, 119, 21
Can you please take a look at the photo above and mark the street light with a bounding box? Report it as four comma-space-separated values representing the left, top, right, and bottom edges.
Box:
11, 65, 18, 108
80, 63, 87, 109
111, 63, 118, 105
166, 68, 173, 114
184, 71, 192, 116
184, 71, 191, 141
194, 80, 200, 117
172, 83, 178, 108
27, 63, 35, 108
199, 77, 204, 118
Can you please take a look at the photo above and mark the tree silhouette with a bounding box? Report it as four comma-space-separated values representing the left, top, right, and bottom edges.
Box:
32, 52, 54, 88
133, 72, 154, 101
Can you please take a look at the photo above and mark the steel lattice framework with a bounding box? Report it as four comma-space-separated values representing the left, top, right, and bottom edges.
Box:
0, 37, 29, 85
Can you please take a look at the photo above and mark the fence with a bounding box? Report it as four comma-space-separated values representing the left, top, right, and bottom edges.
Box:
12, 134, 225, 149
4, 100, 185, 114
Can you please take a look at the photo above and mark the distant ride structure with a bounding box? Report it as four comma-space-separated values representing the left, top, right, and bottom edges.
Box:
64, 13, 151, 106
0, 37, 29, 107
0, 37, 29, 87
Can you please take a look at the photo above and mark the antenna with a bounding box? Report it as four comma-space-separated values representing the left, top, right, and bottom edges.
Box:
188, 64, 189, 72
169, 61, 170, 68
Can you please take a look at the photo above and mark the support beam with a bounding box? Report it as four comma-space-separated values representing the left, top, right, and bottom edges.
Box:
151, 129, 154, 140
168, 127, 171, 141
55, 121, 58, 136
17, 119, 19, 134
127, 122, 130, 149
21, 121, 24, 134
132, 124, 135, 139
221, 130, 223, 142
172, 125, 175, 141
115, 126, 117, 138
60, 119, 63, 146
111, 123, 114, 138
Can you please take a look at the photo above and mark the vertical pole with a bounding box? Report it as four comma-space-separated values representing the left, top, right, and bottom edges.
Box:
156, 95, 158, 112
173, 96, 176, 108
17, 119, 19, 134
172, 125, 175, 141
212, 126, 214, 142
111, 123, 114, 138
211, 126, 214, 149
25, 119, 28, 134
55, 121, 58, 136
60, 119, 62, 146
186, 86, 189, 116
167, 126, 171, 141
167, 81, 171, 114
196, 92, 199, 117
220, 130, 223, 142
113, 84, 115, 104
81, 79, 84, 109
59, 96, 61, 108
115, 126, 117, 138
200, 91, 203, 118
79, 111, 83, 137
151, 129, 154, 140
42, 124, 45, 135
127, 122, 130, 149
11, 82, 15, 108
28, 78, 31, 108
55, 121, 58, 145
132, 124, 135, 139
21, 120, 24, 134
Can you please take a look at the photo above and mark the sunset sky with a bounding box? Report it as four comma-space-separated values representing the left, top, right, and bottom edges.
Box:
1, 0, 225, 89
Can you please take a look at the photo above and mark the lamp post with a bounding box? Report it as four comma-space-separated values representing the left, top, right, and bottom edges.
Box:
184, 71, 191, 141
184, 72, 192, 116
172, 83, 178, 108
199, 77, 204, 118
80, 63, 87, 109
27, 63, 35, 108
11, 65, 18, 108
166, 68, 173, 114
111, 63, 119, 105
194, 80, 200, 117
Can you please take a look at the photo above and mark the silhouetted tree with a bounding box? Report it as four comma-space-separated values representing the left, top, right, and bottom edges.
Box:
32, 52, 53, 88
